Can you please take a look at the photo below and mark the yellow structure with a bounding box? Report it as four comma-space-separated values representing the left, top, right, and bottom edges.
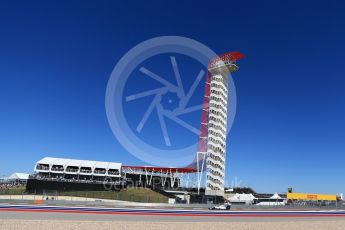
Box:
287, 192, 337, 201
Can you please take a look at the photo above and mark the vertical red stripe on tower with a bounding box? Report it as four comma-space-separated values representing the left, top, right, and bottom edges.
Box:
186, 71, 210, 171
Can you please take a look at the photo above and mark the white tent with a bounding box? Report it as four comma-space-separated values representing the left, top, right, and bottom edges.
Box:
270, 193, 282, 199
228, 193, 256, 204
8, 173, 30, 180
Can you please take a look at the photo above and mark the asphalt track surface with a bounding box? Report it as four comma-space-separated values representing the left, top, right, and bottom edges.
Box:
1, 204, 345, 222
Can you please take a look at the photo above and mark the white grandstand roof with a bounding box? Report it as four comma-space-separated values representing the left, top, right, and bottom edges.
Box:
81, 160, 95, 168
36, 157, 121, 169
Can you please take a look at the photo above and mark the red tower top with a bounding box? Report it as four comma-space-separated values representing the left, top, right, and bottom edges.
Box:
208, 51, 245, 70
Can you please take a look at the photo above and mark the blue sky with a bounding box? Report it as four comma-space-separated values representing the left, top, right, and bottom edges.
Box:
0, 0, 345, 194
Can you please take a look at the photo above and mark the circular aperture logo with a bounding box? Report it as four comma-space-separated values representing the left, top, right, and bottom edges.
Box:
105, 36, 237, 167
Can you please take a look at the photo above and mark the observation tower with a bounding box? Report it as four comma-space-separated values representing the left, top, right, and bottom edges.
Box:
196, 51, 244, 196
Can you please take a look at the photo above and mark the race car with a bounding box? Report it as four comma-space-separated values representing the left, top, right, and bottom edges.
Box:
208, 203, 231, 210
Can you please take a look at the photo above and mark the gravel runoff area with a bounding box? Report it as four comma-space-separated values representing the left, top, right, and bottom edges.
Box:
0, 219, 345, 230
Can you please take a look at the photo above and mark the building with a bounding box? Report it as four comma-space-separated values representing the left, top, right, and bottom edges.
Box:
226, 193, 256, 205
34, 157, 122, 180
26, 52, 246, 198
196, 52, 244, 196
225, 187, 287, 206
27, 157, 195, 193
287, 192, 338, 202
286, 187, 340, 204
27, 157, 122, 192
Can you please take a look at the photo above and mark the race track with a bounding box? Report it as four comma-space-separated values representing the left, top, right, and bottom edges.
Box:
1, 204, 345, 222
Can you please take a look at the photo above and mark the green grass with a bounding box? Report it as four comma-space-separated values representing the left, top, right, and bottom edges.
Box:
0, 186, 168, 203
0, 186, 26, 195
59, 188, 168, 203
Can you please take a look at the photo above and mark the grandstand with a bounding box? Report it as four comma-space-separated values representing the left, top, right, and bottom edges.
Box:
34, 157, 121, 180
26, 157, 195, 193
